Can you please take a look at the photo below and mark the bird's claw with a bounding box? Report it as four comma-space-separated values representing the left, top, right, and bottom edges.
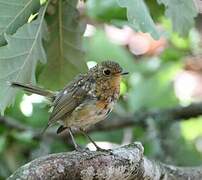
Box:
96, 147, 113, 154
75, 145, 90, 152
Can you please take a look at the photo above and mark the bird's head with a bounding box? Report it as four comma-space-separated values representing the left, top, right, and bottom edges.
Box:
89, 61, 128, 80
88, 61, 128, 100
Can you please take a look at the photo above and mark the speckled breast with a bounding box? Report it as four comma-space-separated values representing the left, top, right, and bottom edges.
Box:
65, 98, 115, 129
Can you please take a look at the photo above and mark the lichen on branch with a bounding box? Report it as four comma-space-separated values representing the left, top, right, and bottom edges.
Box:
8, 142, 202, 180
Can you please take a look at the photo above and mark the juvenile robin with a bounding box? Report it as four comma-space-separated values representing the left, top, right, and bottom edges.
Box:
11, 61, 128, 151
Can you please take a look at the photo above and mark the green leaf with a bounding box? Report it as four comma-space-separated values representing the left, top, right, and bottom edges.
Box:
145, 0, 165, 22
38, 0, 87, 90
0, 0, 40, 46
86, 0, 126, 21
0, 5, 48, 113
157, 0, 198, 36
117, 0, 160, 39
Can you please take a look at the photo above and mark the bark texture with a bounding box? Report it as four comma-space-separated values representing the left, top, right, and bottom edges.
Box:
8, 142, 202, 180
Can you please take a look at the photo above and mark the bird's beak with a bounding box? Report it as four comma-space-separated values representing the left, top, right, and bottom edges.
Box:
121, 72, 129, 75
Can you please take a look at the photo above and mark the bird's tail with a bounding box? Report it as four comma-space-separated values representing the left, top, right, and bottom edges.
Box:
10, 82, 56, 100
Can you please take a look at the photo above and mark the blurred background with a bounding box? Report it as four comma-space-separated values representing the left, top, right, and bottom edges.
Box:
1, 0, 202, 178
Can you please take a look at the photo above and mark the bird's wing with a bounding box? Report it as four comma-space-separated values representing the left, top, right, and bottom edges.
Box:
48, 74, 93, 125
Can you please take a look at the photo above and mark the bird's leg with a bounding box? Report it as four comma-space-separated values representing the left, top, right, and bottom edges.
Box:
79, 128, 109, 152
68, 128, 82, 151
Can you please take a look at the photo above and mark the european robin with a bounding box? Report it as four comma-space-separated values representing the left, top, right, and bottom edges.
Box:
11, 61, 128, 151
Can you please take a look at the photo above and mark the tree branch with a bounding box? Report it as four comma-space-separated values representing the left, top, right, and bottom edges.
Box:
92, 102, 202, 132
7, 142, 202, 180
2, 103, 202, 137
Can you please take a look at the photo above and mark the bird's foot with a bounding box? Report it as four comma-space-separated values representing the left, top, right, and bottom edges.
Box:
96, 147, 113, 154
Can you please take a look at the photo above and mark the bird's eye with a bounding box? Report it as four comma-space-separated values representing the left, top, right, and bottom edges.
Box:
103, 69, 111, 76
